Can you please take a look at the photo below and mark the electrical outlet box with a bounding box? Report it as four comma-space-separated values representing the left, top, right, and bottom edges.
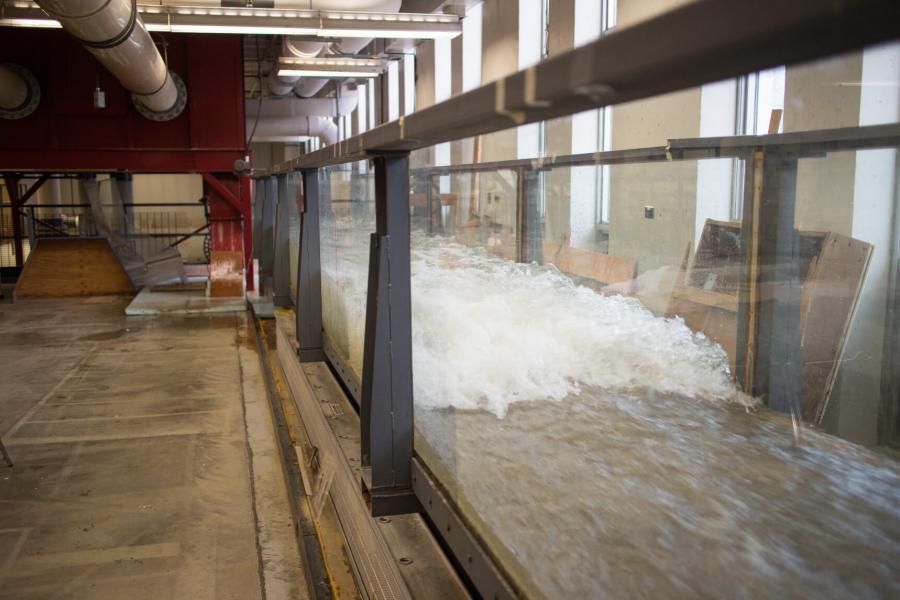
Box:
644, 205, 655, 219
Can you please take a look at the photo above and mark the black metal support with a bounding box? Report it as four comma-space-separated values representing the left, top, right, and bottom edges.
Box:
360, 152, 418, 516
297, 169, 325, 363
752, 153, 802, 415
273, 173, 293, 307
428, 174, 443, 234
517, 168, 543, 263
259, 176, 278, 293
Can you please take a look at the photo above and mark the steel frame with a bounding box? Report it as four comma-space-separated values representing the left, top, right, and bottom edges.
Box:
272, 173, 294, 307
296, 169, 325, 363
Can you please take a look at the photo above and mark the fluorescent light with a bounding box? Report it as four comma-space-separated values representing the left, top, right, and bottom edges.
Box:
146, 23, 318, 35
320, 27, 459, 39
277, 69, 380, 78
2, 4, 463, 39
0, 18, 62, 28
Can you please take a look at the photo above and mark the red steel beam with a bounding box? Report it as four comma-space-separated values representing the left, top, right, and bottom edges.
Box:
201, 172, 243, 215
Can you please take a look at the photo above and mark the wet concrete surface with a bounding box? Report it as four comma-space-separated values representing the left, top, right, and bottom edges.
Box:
0, 297, 298, 599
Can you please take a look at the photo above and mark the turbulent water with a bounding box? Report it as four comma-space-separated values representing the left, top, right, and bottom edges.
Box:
319, 224, 900, 598
322, 231, 753, 415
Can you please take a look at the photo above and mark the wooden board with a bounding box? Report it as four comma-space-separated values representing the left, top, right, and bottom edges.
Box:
14, 238, 134, 299
800, 232, 872, 423
543, 242, 637, 293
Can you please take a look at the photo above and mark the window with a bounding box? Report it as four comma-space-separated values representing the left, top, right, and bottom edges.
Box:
435, 38, 452, 192
570, 0, 616, 241
462, 2, 483, 92
387, 60, 400, 122
403, 53, 415, 116
516, 0, 548, 160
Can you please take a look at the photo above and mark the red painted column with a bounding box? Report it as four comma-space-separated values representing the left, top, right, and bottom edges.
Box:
241, 175, 254, 292
202, 174, 245, 297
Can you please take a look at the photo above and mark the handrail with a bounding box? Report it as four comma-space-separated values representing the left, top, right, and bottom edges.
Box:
267, 0, 899, 174
401, 123, 900, 177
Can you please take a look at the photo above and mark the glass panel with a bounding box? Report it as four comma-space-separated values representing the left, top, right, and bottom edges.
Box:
407, 44, 900, 598
319, 161, 375, 386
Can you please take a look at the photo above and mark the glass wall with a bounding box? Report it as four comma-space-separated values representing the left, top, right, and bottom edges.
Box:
404, 45, 900, 598
318, 162, 375, 388
304, 38, 900, 597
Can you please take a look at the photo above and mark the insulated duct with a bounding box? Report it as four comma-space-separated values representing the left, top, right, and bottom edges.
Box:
294, 37, 375, 98
247, 116, 338, 145
35, 0, 187, 121
0, 63, 40, 119
268, 38, 324, 97
289, 0, 400, 98
247, 91, 359, 120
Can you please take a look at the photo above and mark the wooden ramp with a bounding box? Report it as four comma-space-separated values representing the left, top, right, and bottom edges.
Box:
14, 238, 134, 300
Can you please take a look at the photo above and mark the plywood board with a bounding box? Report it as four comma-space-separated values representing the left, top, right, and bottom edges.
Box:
543, 242, 637, 292
14, 238, 134, 299
800, 232, 872, 423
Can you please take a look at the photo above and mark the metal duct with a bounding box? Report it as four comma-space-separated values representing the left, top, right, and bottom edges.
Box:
36, 0, 187, 121
268, 38, 324, 96
248, 116, 337, 145
0, 63, 40, 119
288, 0, 400, 97
294, 35, 377, 98
247, 92, 359, 120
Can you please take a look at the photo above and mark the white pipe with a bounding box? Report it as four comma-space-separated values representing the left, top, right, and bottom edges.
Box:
248, 116, 337, 145
247, 93, 359, 119
0, 65, 29, 111
37, 0, 182, 117
294, 36, 377, 98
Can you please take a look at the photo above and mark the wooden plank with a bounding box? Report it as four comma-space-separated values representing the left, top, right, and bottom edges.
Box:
14, 238, 134, 299
543, 242, 637, 291
800, 232, 872, 423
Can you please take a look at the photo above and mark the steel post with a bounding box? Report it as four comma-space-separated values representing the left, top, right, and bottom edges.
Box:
296, 168, 325, 362
360, 152, 418, 516
272, 173, 293, 307
751, 152, 802, 416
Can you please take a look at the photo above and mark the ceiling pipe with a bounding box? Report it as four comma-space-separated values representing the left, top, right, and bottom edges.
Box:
247, 91, 359, 120
35, 0, 187, 121
0, 63, 40, 119
268, 38, 324, 97
294, 35, 383, 97
247, 116, 338, 145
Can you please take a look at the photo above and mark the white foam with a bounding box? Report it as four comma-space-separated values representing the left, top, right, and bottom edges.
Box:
321, 229, 755, 418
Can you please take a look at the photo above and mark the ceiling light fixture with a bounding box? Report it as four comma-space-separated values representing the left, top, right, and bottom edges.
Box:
277, 69, 380, 78
0, 2, 463, 39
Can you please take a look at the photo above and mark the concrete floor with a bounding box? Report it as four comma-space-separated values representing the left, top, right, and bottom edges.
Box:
0, 296, 306, 599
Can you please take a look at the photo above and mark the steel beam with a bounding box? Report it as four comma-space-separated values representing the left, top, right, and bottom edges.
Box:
259, 177, 278, 293
360, 153, 417, 516
517, 168, 543, 264
272, 174, 293, 308
751, 153, 803, 416
296, 169, 325, 362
